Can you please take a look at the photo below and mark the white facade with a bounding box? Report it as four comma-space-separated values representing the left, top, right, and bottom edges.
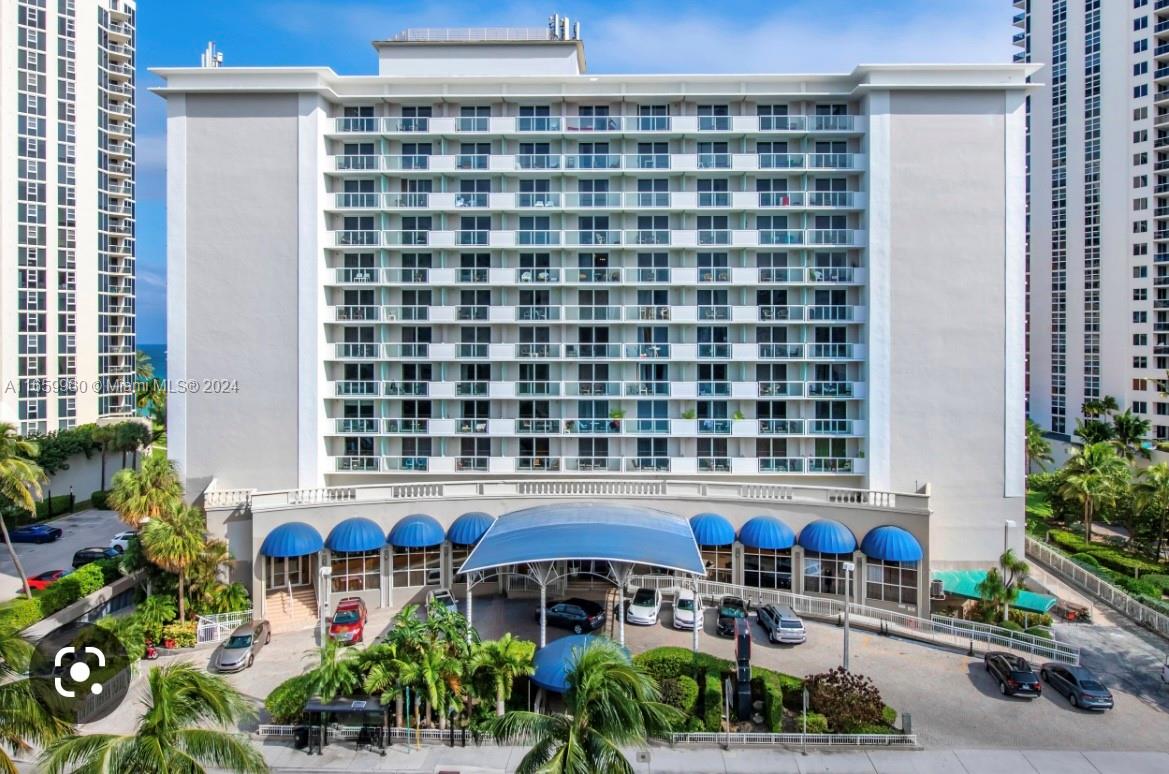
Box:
0, 0, 137, 434
156, 32, 1030, 565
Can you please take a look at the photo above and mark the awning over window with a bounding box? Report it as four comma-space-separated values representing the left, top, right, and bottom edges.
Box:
932, 570, 1057, 614
447, 511, 496, 546
387, 514, 444, 549
738, 515, 796, 550
860, 525, 923, 563
260, 522, 324, 558
689, 513, 735, 547
798, 519, 857, 555
325, 517, 386, 553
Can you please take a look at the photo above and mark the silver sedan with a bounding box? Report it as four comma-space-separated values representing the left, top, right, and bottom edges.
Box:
212, 620, 270, 673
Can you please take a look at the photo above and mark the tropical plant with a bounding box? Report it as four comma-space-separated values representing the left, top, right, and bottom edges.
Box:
358, 642, 405, 726
1134, 462, 1169, 561
398, 643, 463, 730
0, 423, 46, 599
135, 594, 178, 643
976, 549, 1030, 620
92, 424, 116, 490
304, 640, 361, 703
135, 349, 155, 381
470, 634, 536, 717
1025, 418, 1053, 475
1074, 418, 1114, 445
199, 582, 251, 616
1111, 409, 1152, 461
107, 450, 183, 528
1081, 395, 1119, 419
40, 662, 265, 774
140, 502, 206, 622
1058, 442, 1130, 542
804, 668, 885, 733
0, 631, 74, 774
491, 637, 680, 774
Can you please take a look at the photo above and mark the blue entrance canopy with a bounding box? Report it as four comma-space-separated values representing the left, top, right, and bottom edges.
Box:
387, 514, 445, 548
689, 513, 735, 546
458, 503, 706, 575
447, 511, 496, 546
738, 515, 796, 550
798, 519, 857, 554
260, 522, 323, 558
325, 517, 385, 553
861, 525, 923, 563
532, 635, 629, 693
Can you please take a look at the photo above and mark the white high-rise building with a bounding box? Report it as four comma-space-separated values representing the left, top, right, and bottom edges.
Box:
157, 25, 1030, 567
1017, 0, 1169, 439
0, 0, 137, 435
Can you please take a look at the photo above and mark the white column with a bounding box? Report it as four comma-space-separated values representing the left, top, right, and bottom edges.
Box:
691, 577, 700, 654
539, 581, 547, 648
864, 90, 892, 491
466, 577, 474, 643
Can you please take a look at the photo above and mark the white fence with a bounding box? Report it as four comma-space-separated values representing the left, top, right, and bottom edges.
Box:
630, 574, 1080, 664
1026, 536, 1169, 640
196, 610, 253, 645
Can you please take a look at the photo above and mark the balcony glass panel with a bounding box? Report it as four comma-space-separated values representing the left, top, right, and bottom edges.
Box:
335, 305, 380, 321
759, 343, 804, 358
516, 419, 561, 433
567, 381, 619, 396
385, 419, 429, 433
759, 230, 803, 245
336, 456, 380, 472
517, 268, 560, 283
626, 343, 670, 358
455, 192, 488, 207
457, 117, 488, 132
517, 306, 559, 321
335, 193, 379, 208
517, 343, 561, 357
627, 457, 670, 471
758, 382, 802, 397
808, 306, 854, 321
518, 231, 560, 245
335, 343, 379, 359
625, 381, 669, 396
516, 457, 561, 471
456, 155, 489, 170
807, 458, 855, 473
383, 381, 429, 396
517, 193, 561, 208
565, 344, 621, 359
457, 344, 488, 358
385, 457, 429, 471
698, 457, 731, 472
397, 268, 429, 283
760, 419, 804, 434
386, 193, 429, 208
565, 457, 622, 471
698, 305, 730, 320
336, 418, 378, 433
759, 457, 803, 473
516, 382, 559, 395
577, 268, 622, 283
566, 154, 621, 169
517, 116, 562, 132
698, 343, 730, 358
697, 381, 730, 396
517, 154, 561, 169
698, 116, 731, 131
697, 153, 730, 169
807, 382, 854, 397
456, 382, 488, 396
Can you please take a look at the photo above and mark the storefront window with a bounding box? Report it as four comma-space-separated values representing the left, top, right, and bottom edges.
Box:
743, 548, 792, 589
802, 551, 851, 595
392, 546, 441, 588
865, 559, 918, 606
331, 550, 380, 592
700, 545, 732, 584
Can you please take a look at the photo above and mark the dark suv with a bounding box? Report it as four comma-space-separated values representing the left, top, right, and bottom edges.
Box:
984, 651, 1041, 698
716, 596, 748, 637
72, 546, 120, 569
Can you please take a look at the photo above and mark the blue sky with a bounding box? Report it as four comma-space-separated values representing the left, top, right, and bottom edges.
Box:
135, 0, 1014, 344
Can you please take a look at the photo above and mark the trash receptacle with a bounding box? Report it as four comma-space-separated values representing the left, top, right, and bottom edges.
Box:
294, 726, 309, 750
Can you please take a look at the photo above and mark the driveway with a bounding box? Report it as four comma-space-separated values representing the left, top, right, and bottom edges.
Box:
0, 509, 127, 601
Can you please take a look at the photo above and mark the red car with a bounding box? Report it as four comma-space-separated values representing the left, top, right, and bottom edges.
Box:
328, 597, 367, 644
28, 570, 69, 591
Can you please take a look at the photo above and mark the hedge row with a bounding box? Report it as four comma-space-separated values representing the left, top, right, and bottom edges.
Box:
702, 672, 722, 732
660, 676, 701, 731
1049, 529, 1166, 577
751, 675, 783, 732
0, 559, 120, 636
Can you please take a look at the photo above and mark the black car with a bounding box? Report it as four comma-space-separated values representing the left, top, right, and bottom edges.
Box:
72, 546, 120, 569
10, 524, 64, 544
1040, 663, 1114, 711
534, 597, 606, 634
716, 596, 748, 637
984, 651, 1041, 698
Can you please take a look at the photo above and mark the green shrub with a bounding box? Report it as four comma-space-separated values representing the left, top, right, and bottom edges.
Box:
1070, 552, 1100, 567
1048, 529, 1166, 576
752, 674, 784, 732
1005, 608, 1053, 628
798, 711, 829, 734
999, 620, 1023, 632
659, 676, 699, 729
1027, 472, 1060, 495
97, 615, 145, 662
1025, 626, 1052, 639
805, 668, 885, 732
847, 723, 900, 735
265, 673, 315, 723
34, 495, 74, 520
702, 672, 723, 733
1140, 574, 1169, 593
633, 647, 731, 681
881, 705, 897, 726
161, 621, 196, 648
0, 598, 45, 635
90, 490, 110, 510
1114, 574, 1160, 597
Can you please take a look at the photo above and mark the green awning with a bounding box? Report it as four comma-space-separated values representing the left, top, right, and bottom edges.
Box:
932, 570, 1057, 614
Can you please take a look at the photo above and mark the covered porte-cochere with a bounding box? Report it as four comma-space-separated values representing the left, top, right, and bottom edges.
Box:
457, 503, 708, 647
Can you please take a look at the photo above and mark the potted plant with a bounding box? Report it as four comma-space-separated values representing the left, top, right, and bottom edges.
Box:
732, 409, 745, 420
681, 408, 697, 420
609, 407, 626, 431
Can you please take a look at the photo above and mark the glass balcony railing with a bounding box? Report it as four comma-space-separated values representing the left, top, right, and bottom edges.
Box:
517, 116, 562, 132
385, 418, 429, 434
454, 192, 488, 207
759, 306, 803, 321
565, 153, 621, 169
335, 381, 378, 396
516, 154, 561, 169
565, 344, 621, 359
457, 343, 488, 358
397, 268, 429, 283
760, 419, 804, 434
626, 343, 670, 358
566, 116, 622, 132
456, 382, 488, 396
517, 193, 561, 208
810, 343, 853, 359
517, 343, 561, 358
808, 458, 855, 473
698, 305, 730, 320
759, 343, 804, 358
807, 382, 855, 397
630, 192, 670, 207
456, 155, 489, 171
457, 117, 489, 132
697, 153, 731, 169
698, 343, 730, 358
516, 457, 561, 471
336, 456, 380, 472
335, 418, 378, 434
335, 117, 379, 133
384, 456, 429, 471
566, 381, 619, 396
456, 417, 489, 432
808, 305, 855, 321
632, 153, 670, 169
758, 382, 803, 397
516, 381, 559, 395
457, 456, 488, 471
335, 192, 379, 208
698, 457, 731, 472
335, 305, 380, 321
383, 381, 429, 396
698, 267, 730, 282
759, 457, 803, 473
518, 230, 560, 245
697, 381, 730, 396
625, 381, 670, 396
698, 115, 731, 131
516, 268, 559, 283
385, 193, 429, 208
626, 457, 670, 471
457, 230, 489, 246
385, 343, 429, 358
335, 343, 379, 359
810, 419, 853, 434
516, 419, 561, 433
576, 268, 622, 283
517, 306, 559, 321
565, 457, 622, 471
458, 268, 488, 283
457, 306, 488, 321
698, 192, 730, 207
386, 117, 429, 132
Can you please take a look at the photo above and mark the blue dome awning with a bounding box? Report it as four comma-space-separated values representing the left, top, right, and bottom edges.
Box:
738, 515, 796, 550
861, 525, 923, 563
798, 519, 857, 555
325, 517, 385, 553
689, 513, 735, 547
532, 635, 629, 693
447, 511, 496, 546
260, 522, 323, 558
388, 514, 445, 549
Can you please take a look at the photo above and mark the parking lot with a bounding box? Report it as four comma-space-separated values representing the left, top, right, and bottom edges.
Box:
86, 590, 1169, 752
0, 509, 126, 601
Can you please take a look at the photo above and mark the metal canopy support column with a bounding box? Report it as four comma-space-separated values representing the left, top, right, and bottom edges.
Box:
609, 561, 633, 648
692, 576, 700, 654
527, 561, 559, 648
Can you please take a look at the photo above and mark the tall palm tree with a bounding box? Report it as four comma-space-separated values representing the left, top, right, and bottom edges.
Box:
141, 502, 205, 622
492, 638, 680, 774
303, 640, 361, 703
359, 642, 405, 727
1111, 409, 1152, 461
1074, 418, 1115, 445
1025, 418, 1053, 476
40, 663, 265, 774
107, 450, 183, 527
135, 348, 155, 381
0, 423, 46, 599
1135, 462, 1169, 561
471, 634, 536, 717
0, 632, 73, 774
1058, 442, 1130, 542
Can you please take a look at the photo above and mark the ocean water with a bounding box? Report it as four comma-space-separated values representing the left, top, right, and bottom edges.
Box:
138, 343, 166, 381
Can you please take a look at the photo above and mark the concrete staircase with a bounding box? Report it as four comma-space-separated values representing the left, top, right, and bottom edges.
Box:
265, 586, 318, 632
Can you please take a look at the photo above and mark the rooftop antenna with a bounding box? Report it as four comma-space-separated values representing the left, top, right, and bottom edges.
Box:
200, 41, 223, 68
561, 16, 570, 40
549, 13, 560, 40
573, 21, 581, 40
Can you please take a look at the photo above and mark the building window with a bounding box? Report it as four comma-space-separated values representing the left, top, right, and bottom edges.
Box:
864, 559, 919, 606
743, 548, 792, 590
699, 544, 732, 584
392, 546, 441, 588
1134, 356, 1149, 369
330, 549, 380, 592
1134, 401, 1148, 414
803, 551, 850, 595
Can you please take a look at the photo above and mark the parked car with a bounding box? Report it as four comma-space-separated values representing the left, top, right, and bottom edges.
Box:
71, 546, 120, 569
10, 524, 63, 544
535, 597, 606, 634
756, 604, 807, 644
328, 597, 368, 644
716, 596, 748, 637
625, 588, 662, 626
984, 651, 1041, 698
427, 588, 458, 615
109, 530, 138, 553
672, 588, 703, 630
1040, 663, 1114, 710
212, 620, 271, 672
28, 569, 69, 591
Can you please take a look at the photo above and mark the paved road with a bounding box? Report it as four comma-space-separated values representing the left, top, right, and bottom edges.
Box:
0, 509, 126, 600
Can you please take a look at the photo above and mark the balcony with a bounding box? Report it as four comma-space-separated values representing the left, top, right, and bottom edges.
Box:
333, 306, 380, 322
383, 381, 429, 396
516, 154, 562, 170
565, 153, 622, 170
564, 418, 622, 434
760, 419, 805, 435
517, 306, 559, 321
336, 456, 380, 472
334, 117, 380, 133
335, 381, 379, 397
698, 305, 730, 321
626, 457, 670, 472
758, 382, 803, 397
456, 418, 490, 433
564, 305, 621, 321
810, 343, 856, 359
565, 344, 622, 359
386, 118, 431, 132
335, 267, 379, 284
759, 343, 804, 359
807, 382, 855, 397
517, 230, 560, 246
565, 457, 623, 471
516, 382, 559, 396
564, 193, 622, 208
630, 305, 671, 321
566, 381, 619, 396
575, 268, 622, 283
698, 457, 732, 473
516, 268, 560, 283
808, 305, 856, 321
334, 231, 381, 247
386, 306, 428, 322
697, 419, 731, 434
807, 458, 857, 473
758, 306, 804, 321
697, 381, 730, 397
335, 418, 378, 434
516, 419, 561, 434
698, 343, 731, 358
386, 193, 430, 208
385, 419, 430, 434
456, 382, 488, 397
810, 419, 855, 434
626, 381, 670, 396
457, 305, 488, 321
334, 343, 379, 359
517, 193, 562, 208
385, 343, 429, 358
759, 457, 804, 473
516, 457, 561, 471
517, 343, 561, 358
384, 457, 429, 472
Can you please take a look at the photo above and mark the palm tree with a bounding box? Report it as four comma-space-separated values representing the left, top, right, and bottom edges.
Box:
492, 638, 680, 774
1025, 418, 1053, 476
0, 423, 46, 599
470, 634, 536, 717
0, 632, 73, 774
1058, 442, 1130, 542
304, 640, 361, 703
1074, 418, 1115, 445
141, 502, 205, 622
1111, 409, 1152, 461
1135, 462, 1169, 561
135, 348, 155, 381
107, 450, 183, 528
359, 642, 405, 727
40, 663, 265, 774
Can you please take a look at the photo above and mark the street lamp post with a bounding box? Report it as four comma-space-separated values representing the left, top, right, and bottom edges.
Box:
319, 565, 332, 645
841, 561, 855, 671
